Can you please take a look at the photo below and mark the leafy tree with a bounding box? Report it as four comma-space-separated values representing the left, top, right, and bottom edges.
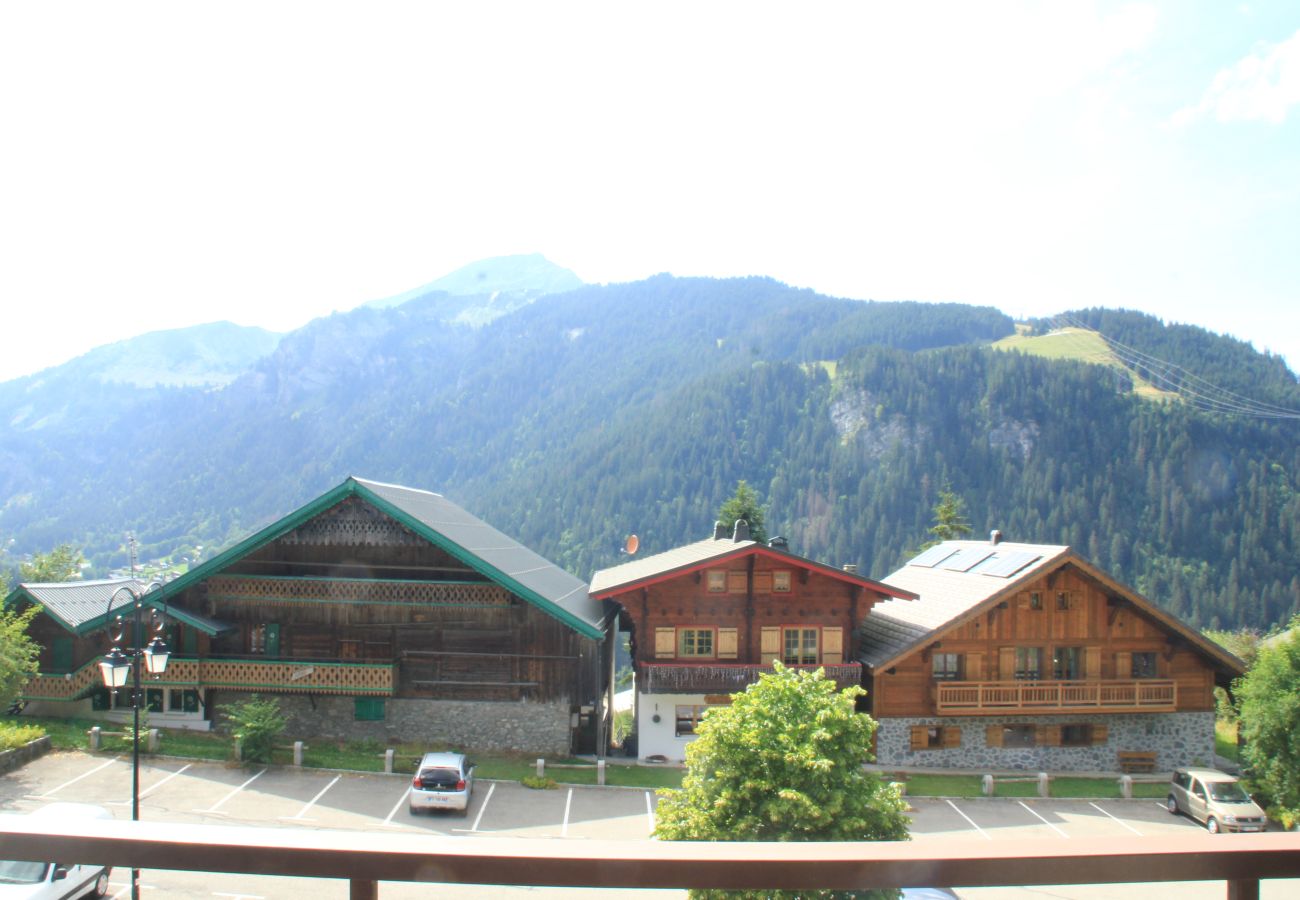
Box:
20, 544, 86, 583
0, 605, 40, 707
919, 486, 972, 551
718, 480, 768, 543
1205, 628, 1262, 724
223, 694, 287, 764
654, 664, 909, 899
1236, 622, 1300, 827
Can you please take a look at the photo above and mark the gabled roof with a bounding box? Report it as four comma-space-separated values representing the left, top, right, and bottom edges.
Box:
156, 476, 607, 640
589, 536, 915, 601
5, 577, 238, 637
857, 540, 1246, 678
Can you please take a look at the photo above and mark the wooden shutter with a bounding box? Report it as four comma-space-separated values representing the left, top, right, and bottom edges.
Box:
1092, 723, 1109, 744
727, 571, 747, 594
998, 646, 1016, 681
753, 572, 773, 593
717, 627, 739, 659
822, 627, 844, 664
1085, 646, 1102, 679
655, 628, 676, 659
966, 652, 984, 680
910, 726, 929, 750
1038, 724, 1061, 746
942, 726, 961, 748
760, 627, 781, 664
985, 725, 1004, 748
1115, 652, 1132, 679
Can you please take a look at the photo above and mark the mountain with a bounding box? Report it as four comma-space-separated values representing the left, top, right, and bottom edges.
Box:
0, 271, 1296, 634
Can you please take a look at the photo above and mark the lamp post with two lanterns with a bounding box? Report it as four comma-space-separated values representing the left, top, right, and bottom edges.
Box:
97, 582, 171, 900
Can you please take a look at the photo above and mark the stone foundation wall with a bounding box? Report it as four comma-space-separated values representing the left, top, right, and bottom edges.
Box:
876, 712, 1216, 771
210, 695, 574, 756
0, 736, 51, 775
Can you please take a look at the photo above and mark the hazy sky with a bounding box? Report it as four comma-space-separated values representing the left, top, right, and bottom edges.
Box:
2, 2, 1298, 383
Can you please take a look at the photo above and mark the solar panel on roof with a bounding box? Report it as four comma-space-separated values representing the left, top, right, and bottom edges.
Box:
940, 548, 996, 572
972, 551, 1042, 578
908, 545, 960, 568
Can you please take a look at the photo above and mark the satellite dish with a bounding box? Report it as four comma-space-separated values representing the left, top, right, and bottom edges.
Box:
624, 534, 640, 555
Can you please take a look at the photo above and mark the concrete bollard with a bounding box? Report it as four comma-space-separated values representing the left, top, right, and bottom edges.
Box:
597, 759, 606, 786
385, 748, 395, 774
147, 729, 160, 754
1120, 774, 1133, 799
536, 758, 545, 778
983, 774, 994, 796
293, 741, 304, 767
89, 727, 101, 751
1038, 772, 1050, 798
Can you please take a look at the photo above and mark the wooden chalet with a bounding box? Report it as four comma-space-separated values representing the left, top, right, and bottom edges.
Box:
12, 477, 613, 755
858, 536, 1246, 771
589, 520, 915, 760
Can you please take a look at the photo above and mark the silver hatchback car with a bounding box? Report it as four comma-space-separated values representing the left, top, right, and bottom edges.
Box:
1167, 767, 1267, 833
409, 752, 474, 815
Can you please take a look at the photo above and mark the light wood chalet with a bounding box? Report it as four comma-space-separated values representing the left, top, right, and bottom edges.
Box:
588, 520, 916, 760
11, 477, 613, 755
857, 537, 1246, 771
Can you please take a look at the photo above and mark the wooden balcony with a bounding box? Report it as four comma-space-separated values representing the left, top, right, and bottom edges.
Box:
934, 678, 1177, 715
640, 662, 861, 695
21, 656, 396, 701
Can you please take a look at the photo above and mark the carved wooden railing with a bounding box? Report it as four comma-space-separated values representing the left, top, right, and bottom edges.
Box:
640, 662, 861, 695
934, 679, 1177, 715
20, 657, 103, 701
206, 574, 510, 607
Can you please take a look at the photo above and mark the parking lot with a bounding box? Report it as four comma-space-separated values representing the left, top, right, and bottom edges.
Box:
1, 751, 1294, 899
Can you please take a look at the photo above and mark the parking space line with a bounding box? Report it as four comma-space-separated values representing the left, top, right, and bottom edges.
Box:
381, 786, 413, 827
280, 774, 340, 822
469, 782, 495, 832
561, 788, 573, 837
1017, 801, 1068, 838
1090, 801, 1144, 836
197, 768, 266, 814
645, 790, 655, 834
945, 799, 991, 840
109, 763, 194, 806
37, 756, 121, 798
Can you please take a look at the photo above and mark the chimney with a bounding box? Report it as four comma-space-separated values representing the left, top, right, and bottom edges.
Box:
990, 529, 1003, 546
713, 521, 727, 540
732, 519, 750, 542
768, 536, 789, 550
842, 564, 858, 575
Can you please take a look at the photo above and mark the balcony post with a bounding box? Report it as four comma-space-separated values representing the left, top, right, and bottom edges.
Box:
1227, 878, 1260, 900
350, 879, 378, 900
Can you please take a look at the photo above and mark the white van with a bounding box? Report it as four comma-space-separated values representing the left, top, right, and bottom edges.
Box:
0, 803, 113, 898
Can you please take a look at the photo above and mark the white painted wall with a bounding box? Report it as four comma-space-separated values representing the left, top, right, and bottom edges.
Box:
636, 692, 707, 761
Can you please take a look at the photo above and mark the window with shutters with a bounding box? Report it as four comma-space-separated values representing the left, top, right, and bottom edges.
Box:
1015, 647, 1043, 681
675, 704, 725, 736
1002, 724, 1036, 748
910, 725, 961, 750
782, 627, 819, 665
932, 653, 963, 681
1061, 724, 1093, 746
706, 570, 727, 593
772, 570, 792, 592
677, 628, 715, 658
1053, 646, 1083, 680
1029, 592, 1043, 610
1056, 591, 1071, 610
1131, 651, 1158, 678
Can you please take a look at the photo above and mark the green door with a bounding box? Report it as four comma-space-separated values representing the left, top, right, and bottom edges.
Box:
52, 637, 74, 673
265, 624, 281, 657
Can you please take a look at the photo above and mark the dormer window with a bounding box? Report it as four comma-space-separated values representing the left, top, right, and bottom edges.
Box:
772, 570, 792, 593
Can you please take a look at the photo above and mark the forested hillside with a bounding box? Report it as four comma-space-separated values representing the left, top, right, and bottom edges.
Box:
1, 275, 1296, 632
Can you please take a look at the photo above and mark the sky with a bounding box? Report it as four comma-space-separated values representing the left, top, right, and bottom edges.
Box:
2, 1, 1298, 383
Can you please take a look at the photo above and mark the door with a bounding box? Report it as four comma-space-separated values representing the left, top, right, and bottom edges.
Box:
265, 624, 281, 658
1188, 778, 1209, 823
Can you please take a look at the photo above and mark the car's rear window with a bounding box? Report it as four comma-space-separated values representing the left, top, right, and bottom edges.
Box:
418, 767, 462, 789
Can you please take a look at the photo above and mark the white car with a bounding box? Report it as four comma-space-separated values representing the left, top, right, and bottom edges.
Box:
0, 803, 113, 899
409, 752, 474, 815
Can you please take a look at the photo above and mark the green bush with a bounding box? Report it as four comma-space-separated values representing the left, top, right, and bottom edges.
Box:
521, 775, 558, 790
223, 695, 287, 763
0, 722, 45, 751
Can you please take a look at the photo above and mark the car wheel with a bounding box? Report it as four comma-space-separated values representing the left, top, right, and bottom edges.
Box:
91, 869, 110, 898
1166, 796, 1179, 815
1207, 817, 1220, 835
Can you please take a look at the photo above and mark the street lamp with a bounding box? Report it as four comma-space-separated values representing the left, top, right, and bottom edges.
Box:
99, 582, 170, 900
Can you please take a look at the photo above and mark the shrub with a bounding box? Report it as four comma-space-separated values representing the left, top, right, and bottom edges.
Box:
223, 695, 287, 763
521, 775, 558, 790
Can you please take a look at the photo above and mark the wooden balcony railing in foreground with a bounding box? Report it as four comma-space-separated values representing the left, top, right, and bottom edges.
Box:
641, 661, 862, 694
935, 678, 1177, 715
3, 818, 1297, 900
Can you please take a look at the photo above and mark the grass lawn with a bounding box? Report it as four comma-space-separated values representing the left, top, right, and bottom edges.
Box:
1215, 719, 1239, 762
900, 773, 1167, 799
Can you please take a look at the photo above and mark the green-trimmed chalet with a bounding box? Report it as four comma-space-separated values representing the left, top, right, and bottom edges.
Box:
11, 477, 613, 755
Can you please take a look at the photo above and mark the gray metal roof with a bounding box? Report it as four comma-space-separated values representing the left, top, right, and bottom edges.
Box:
589, 537, 757, 595
857, 541, 1068, 669
11, 578, 149, 634
352, 478, 606, 638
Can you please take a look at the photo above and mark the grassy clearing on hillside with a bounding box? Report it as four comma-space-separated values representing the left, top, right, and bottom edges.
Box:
991, 327, 1179, 401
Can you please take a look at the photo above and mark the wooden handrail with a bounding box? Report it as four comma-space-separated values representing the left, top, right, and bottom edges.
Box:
0, 818, 1297, 896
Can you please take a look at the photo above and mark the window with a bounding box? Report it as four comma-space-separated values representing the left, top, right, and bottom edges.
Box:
249, 624, 266, 654
1056, 591, 1071, 610
1029, 592, 1042, 610
182, 689, 200, 713
1131, 651, 1158, 678
1015, 647, 1043, 681
675, 705, 711, 736
932, 653, 964, 681
354, 698, 385, 721
782, 628, 819, 665
678, 628, 715, 658
146, 689, 164, 712
1061, 724, 1092, 746
1002, 725, 1036, 748
706, 570, 726, 593
1053, 646, 1083, 680
773, 570, 792, 593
